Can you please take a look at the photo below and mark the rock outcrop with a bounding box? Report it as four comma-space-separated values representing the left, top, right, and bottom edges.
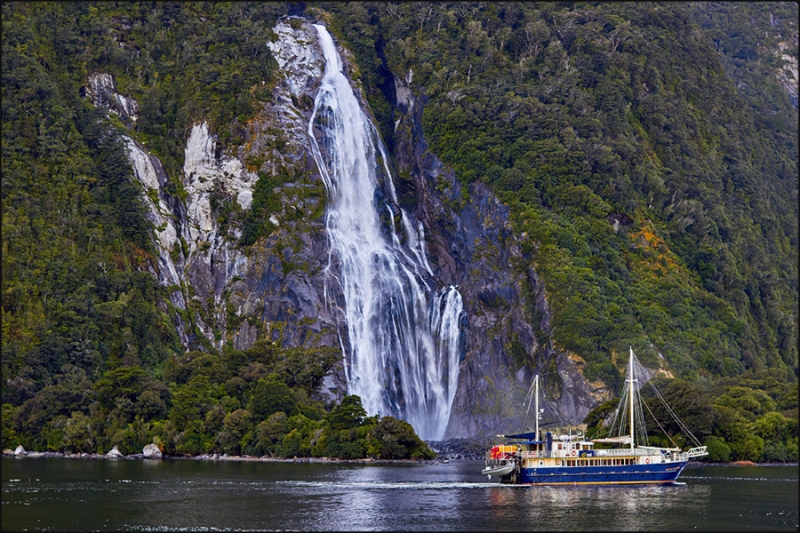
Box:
106, 446, 124, 458
83, 73, 139, 124
143, 444, 163, 459
14, 445, 26, 456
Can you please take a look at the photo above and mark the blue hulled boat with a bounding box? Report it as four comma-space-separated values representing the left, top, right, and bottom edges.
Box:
482, 348, 708, 485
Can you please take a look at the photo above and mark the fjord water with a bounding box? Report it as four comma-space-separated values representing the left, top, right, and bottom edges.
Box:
2, 458, 797, 531
307, 24, 463, 440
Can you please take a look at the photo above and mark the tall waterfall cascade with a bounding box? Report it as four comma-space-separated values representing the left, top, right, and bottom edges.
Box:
307, 24, 464, 440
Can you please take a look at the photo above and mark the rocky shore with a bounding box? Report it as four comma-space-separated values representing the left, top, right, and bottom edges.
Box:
1, 445, 437, 464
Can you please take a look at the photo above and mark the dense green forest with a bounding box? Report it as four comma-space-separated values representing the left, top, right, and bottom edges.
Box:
2, 2, 797, 461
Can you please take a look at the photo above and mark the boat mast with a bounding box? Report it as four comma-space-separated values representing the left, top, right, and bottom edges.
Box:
629, 347, 635, 450
534, 375, 539, 441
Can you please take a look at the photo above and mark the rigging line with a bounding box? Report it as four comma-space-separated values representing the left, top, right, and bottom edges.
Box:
634, 387, 648, 445
521, 377, 537, 429
605, 376, 630, 440
649, 383, 701, 446
640, 396, 680, 449
645, 380, 703, 448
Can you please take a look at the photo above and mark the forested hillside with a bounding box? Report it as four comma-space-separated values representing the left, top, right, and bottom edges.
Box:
2, 2, 797, 462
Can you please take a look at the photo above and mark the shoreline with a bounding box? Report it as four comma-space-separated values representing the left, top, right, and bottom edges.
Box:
1, 449, 433, 465
685, 460, 799, 467
2, 449, 796, 468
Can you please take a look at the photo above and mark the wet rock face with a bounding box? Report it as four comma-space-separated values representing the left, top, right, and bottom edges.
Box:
390, 74, 609, 438
267, 20, 324, 99
229, 18, 343, 363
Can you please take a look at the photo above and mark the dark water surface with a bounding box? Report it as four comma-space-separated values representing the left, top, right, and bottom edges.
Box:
2, 457, 797, 531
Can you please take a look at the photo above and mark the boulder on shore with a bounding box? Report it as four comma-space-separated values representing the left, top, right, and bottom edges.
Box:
106, 446, 124, 458
143, 443, 163, 459
14, 445, 27, 456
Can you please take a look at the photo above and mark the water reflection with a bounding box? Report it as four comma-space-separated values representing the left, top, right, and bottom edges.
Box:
299, 464, 466, 530
516, 483, 713, 530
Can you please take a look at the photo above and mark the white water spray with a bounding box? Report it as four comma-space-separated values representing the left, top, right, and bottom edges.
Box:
308, 24, 463, 440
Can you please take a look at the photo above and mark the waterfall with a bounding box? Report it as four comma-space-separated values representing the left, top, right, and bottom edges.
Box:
307, 24, 464, 440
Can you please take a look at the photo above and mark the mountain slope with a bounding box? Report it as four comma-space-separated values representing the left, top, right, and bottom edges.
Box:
327, 1, 797, 383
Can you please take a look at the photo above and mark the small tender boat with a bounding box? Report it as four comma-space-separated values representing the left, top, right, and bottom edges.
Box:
482, 347, 707, 485
481, 461, 515, 478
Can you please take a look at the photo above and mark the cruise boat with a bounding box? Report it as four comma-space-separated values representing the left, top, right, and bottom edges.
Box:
482, 348, 708, 485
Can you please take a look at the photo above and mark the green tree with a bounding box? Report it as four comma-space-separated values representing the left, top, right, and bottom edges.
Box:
368, 416, 435, 460
325, 395, 367, 431
703, 435, 731, 462
248, 374, 297, 420
218, 408, 253, 455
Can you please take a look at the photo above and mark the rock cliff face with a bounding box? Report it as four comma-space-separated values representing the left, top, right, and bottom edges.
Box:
85, 16, 608, 439
389, 71, 609, 437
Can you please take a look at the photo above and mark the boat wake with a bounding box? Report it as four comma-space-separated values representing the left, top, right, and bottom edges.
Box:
277, 480, 521, 490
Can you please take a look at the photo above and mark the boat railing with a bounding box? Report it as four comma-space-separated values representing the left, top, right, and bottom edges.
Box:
519, 451, 552, 459
519, 448, 659, 459
595, 448, 657, 457
687, 446, 708, 458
